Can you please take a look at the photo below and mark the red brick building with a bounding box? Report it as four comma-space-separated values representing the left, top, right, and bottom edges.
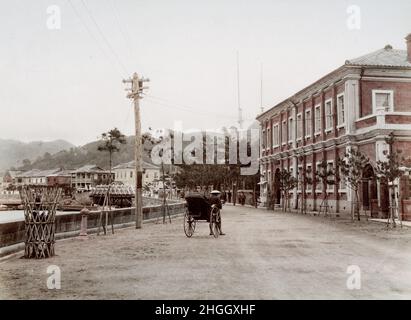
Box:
257, 34, 411, 220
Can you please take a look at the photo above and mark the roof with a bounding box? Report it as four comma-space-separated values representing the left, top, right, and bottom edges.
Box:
6, 171, 23, 178
48, 170, 72, 177
71, 165, 106, 173
113, 161, 160, 170
17, 169, 61, 178
345, 46, 411, 68
257, 43, 411, 120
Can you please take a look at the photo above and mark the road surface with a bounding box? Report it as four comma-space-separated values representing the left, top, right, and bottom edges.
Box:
1, 205, 411, 299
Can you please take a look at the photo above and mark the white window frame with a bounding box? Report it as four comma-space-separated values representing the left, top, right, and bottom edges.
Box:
325, 99, 333, 133
305, 110, 312, 139
337, 93, 346, 129
296, 113, 303, 141
314, 105, 321, 136
272, 123, 280, 148
372, 90, 394, 113
288, 117, 294, 143
281, 120, 287, 146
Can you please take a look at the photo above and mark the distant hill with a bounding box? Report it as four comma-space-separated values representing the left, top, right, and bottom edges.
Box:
4, 125, 259, 173
15, 136, 154, 171
0, 139, 75, 172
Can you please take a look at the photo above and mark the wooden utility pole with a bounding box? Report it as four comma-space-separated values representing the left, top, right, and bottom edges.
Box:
123, 73, 149, 229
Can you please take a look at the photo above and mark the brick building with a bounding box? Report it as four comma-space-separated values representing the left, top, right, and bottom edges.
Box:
257, 34, 411, 220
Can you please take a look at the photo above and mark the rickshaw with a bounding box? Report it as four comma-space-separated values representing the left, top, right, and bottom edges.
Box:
184, 193, 221, 238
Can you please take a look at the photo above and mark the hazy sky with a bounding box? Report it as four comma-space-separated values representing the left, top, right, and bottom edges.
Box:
1, 0, 410, 146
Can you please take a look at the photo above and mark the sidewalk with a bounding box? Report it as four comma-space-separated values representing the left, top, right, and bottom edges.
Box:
228, 203, 411, 228
370, 218, 411, 228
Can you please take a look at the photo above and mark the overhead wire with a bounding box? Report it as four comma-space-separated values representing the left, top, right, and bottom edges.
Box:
66, 0, 124, 78
80, 0, 129, 75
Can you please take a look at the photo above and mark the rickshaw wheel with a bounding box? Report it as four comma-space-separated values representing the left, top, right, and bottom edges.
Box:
184, 211, 196, 238
210, 207, 220, 238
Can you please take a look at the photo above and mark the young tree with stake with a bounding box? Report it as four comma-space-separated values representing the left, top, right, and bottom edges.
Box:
375, 133, 405, 227
337, 148, 369, 221
278, 169, 298, 212
315, 159, 336, 216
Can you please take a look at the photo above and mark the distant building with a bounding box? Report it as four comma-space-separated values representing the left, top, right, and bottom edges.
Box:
47, 170, 72, 189
2, 170, 23, 187
70, 165, 114, 191
113, 161, 160, 188
17, 169, 62, 186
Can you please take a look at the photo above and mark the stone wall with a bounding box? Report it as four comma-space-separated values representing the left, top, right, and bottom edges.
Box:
0, 202, 185, 257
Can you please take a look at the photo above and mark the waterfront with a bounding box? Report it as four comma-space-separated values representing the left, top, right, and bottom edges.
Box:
0, 210, 79, 224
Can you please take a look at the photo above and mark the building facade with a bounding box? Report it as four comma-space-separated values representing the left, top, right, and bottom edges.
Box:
113, 161, 160, 188
257, 35, 411, 220
16, 169, 62, 187
70, 165, 114, 191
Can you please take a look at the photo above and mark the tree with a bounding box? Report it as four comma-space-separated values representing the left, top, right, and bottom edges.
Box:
296, 153, 314, 215
375, 133, 405, 227
315, 159, 336, 216
22, 159, 31, 168
97, 128, 127, 185
278, 169, 298, 212
337, 148, 369, 221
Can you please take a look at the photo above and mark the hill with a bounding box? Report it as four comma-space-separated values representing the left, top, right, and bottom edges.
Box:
16, 136, 154, 171
0, 139, 75, 171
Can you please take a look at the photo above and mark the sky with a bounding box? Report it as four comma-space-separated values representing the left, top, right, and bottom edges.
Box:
1, 0, 410, 146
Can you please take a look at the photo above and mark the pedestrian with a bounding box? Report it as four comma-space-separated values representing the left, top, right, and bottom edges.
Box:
227, 191, 232, 203
208, 190, 225, 236
221, 191, 227, 203
240, 192, 246, 206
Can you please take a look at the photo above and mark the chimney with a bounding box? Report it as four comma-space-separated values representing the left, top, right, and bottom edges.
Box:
406, 33, 411, 63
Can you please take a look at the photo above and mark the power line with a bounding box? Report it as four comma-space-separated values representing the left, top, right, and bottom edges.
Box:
66, 0, 124, 77
107, 0, 135, 62
144, 94, 239, 120
80, 0, 129, 75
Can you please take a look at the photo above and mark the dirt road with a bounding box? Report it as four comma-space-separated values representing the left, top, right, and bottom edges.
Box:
1, 205, 411, 299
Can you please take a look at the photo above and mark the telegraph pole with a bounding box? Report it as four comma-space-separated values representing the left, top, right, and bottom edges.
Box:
123, 73, 149, 229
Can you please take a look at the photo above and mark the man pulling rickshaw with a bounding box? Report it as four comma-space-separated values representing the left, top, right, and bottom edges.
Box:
183, 190, 225, 238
